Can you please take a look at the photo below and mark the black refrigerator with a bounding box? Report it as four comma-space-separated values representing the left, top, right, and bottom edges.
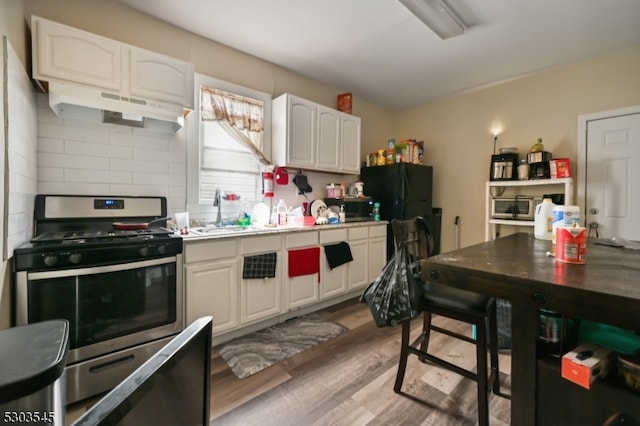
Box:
360, 163, 441, 259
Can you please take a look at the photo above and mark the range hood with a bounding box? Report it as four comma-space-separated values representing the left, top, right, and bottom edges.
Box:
46, 81, 186, 133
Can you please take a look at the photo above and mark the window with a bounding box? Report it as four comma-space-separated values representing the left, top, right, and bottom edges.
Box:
187, 74, 272, 216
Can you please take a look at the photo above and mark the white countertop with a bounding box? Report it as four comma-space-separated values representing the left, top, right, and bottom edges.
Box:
181, 220, 387, 242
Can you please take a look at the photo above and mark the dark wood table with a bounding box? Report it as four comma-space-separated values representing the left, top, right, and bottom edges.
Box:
421, 233, 640, 426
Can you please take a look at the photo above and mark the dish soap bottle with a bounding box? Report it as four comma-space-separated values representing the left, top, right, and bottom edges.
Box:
276, 199, 288, 226
373, 202, 381, 221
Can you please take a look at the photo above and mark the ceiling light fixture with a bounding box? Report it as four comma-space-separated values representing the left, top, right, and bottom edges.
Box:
399, 0, 467, 40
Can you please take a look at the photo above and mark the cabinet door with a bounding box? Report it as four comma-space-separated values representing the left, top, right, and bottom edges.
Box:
320, 229, 349, 299
286, 274, 319, 310
317, 105, 341, 171
240, 235, 282, 324
348, 238, 369, 290
287, 96, 316, 168
284, 231, 319, 310
368, 237, 386, 281
241, 276, 281, 324
368, 225, 387, 280
321, 255, 348, 299
341, 114, 362, 174
32, 16, 122, 91
185, 259, 238, 336
129, 47, 194, 108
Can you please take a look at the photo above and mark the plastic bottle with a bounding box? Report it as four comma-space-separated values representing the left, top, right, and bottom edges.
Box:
373, 202, 381, 221
534, 198, 555, 240
276, 199, 288, 226
339, 205, 346, 223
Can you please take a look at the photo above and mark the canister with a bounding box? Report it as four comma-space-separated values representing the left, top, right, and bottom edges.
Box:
551, 205, 580, 244
556, 224, 587, 264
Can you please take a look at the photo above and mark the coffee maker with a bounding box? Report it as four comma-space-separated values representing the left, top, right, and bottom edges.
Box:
528, 151, 552, 179
490, 153, 518, 181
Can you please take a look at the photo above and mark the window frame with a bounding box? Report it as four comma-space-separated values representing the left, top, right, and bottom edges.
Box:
186, 73, 272, 216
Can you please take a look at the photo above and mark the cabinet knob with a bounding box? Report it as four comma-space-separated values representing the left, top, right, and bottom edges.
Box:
531, 292, 547, 305
430, 269, 440, 280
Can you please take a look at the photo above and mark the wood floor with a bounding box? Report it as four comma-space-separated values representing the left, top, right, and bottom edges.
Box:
209, 299, 512, 426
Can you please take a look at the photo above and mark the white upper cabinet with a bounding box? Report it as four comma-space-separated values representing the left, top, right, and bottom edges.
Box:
31, 16, 194, 110
272, 93, 361, 174
128, 48, 194, 108
286, 96, 317, 168
317, 105, 341, 170
33, 17, 123, 91
341, 114, 362, 173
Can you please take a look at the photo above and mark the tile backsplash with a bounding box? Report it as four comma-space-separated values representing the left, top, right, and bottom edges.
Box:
36, 93, 187, 215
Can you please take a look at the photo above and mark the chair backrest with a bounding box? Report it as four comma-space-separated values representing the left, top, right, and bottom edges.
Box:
391, 217, 435, 276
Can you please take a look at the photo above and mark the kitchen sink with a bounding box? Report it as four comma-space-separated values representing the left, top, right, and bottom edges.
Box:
189, 225, 257, 236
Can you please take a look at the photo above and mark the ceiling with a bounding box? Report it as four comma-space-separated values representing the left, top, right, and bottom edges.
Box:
116, 0, 640, 110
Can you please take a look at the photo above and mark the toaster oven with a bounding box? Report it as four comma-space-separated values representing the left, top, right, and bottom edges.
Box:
324, 197, 374, 222
491, 196, 542, 220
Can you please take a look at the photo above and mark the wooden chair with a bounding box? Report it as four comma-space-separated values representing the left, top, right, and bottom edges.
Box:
391, 217, 509, 426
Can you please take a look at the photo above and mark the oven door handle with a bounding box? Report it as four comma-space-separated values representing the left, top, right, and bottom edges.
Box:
26, 256, 177, 280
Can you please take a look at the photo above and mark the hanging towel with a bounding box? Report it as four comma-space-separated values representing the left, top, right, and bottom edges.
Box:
323, 241, 353, 270
288, 247, 320, 282
243, 253, 277, 279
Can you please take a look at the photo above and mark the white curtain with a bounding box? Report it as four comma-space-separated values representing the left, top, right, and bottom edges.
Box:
200, 86, 270, 165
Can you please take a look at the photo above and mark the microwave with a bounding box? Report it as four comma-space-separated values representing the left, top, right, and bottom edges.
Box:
491, 196, 542, 220
324, 197, 374, 222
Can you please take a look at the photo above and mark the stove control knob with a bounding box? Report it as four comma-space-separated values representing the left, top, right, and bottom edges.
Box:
157, 244, 167, 255
43, 254, 58, 267
69, 253, 82, 264
139, 246, 150, 256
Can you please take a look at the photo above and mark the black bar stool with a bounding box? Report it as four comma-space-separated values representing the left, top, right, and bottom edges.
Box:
391, 217, 510, 426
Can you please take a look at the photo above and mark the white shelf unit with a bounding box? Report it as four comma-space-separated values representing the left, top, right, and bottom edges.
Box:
485, 178, 574, 241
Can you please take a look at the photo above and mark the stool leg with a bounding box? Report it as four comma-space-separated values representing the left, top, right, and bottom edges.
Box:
418, 312, 432, 362
476, 319, 490, 426
488, 307, 502, 395
394, 320, 411, 393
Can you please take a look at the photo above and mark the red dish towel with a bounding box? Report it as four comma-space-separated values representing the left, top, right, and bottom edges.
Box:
288, 247, 320, 282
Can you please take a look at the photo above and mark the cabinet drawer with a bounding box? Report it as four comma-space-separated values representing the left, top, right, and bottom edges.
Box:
184, 239, 238, 263
286, 231, 318, 248
320, 229, 348, 244
369, 224, 387, 238
348, 227, 369, 240
241, 235, 282, 254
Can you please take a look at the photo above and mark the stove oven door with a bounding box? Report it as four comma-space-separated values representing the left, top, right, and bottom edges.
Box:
15, 256, 184, 364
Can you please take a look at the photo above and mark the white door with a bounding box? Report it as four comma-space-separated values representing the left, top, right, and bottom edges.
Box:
581, 109, 640, 240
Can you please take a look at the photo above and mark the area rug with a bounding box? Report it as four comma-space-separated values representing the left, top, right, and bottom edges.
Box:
219, 313, 346, 379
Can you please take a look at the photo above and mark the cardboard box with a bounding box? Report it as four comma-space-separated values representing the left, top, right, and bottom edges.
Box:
561, 342, 612, 389
550, 158, 571, 178
337, 93, 352, 114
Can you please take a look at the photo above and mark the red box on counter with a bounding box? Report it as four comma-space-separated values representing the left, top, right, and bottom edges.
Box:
337, 93, 352, 114
550, 158, 571, 178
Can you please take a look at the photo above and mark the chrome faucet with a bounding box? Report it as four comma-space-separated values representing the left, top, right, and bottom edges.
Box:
213, 188, 222, 226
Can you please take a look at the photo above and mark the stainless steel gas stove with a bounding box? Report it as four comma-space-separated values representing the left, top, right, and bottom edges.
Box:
13, 195, 184, 404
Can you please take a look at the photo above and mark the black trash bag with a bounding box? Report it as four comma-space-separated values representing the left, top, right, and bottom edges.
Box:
360, 245, 423, 327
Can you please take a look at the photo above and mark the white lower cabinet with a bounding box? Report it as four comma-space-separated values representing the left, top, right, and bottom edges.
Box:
240, 235, 282, 324
184, 238, 239, 336
348, 227, 370, 290
320, 228, 349, 300
284, 231, 319, 310
368, 224, 387, 282
183, 224, 387, 340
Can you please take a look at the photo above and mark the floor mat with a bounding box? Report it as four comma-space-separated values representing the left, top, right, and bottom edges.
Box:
218, 313, 346, 379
